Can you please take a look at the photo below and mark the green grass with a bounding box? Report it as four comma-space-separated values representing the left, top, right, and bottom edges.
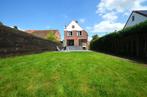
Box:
0, 51, 147, 97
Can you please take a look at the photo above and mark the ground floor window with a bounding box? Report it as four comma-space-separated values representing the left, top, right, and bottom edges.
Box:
67, 40, 74, 46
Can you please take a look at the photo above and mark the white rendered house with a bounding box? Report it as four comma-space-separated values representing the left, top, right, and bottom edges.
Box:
124, 10, 147, 29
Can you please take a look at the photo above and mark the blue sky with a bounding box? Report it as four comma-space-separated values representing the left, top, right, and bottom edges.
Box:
0, 0, 147, 40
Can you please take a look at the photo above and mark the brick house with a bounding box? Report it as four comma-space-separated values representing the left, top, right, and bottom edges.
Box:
64, 20, 88, 50
25, 30, 61, 41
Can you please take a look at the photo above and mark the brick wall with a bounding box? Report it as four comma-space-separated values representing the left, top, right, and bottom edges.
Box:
64, 30, 88, 47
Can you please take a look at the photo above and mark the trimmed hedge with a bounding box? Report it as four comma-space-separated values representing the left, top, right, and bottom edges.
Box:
90, 20, 147, 58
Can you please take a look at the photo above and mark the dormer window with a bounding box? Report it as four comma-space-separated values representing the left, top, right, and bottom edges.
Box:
132, 16, 135, 21
72, 25, 75, 29
67, 31, 72, 36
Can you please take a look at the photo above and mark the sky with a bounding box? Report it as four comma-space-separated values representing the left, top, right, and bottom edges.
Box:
0, 0, 147, 40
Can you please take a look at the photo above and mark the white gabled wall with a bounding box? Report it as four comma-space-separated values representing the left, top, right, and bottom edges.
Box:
125, 12, 147, 28
64, 20, 83, 31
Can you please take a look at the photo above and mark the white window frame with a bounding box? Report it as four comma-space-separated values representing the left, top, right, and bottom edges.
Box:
77, 31, 82, 36
67, 31, 72, 36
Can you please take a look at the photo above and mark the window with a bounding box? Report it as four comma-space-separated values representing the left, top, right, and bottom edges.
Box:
77, 31, 82, 36
72, 25, 75, 29
67, 31, 72, 36
132, 16, 135, 21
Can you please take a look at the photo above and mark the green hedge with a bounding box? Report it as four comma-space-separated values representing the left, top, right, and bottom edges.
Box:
90, 20, 147, 58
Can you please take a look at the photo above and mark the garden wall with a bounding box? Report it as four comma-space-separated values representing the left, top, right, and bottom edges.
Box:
0, 25, 61, 56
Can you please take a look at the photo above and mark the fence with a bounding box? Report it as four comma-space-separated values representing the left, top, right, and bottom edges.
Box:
0, 25, 61, 56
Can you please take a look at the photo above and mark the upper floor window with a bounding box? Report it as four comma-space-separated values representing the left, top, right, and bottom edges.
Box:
77, 31, 82, 36
72, 25, 75, 29
67, 31, 72, 36
132, 16, 135, 21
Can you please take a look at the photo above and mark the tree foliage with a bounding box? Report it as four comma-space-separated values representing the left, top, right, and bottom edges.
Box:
13, 26, 18, 30
0, 21, 3, 25
46, 32, 57, 42
90, 34, 99, 50
92, 34, 99, 40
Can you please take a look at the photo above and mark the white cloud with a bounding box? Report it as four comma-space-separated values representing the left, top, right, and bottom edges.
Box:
91, 0, 147, 33
88, 36, 92, 41
101, 12, 118, 22
18, 28, 25, 31
10, 26, 25, 31
97, 0, 147, 15
92, 21, 124, 32
79, 18, 86, 23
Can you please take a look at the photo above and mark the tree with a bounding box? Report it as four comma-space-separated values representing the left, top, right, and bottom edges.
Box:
46, 32, 57, 42
92, 34, 99, 41
13, 26, 18, 30
0, 21, 3, 25
90, 34, 99, 50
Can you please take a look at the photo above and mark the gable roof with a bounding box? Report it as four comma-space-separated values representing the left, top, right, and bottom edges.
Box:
134, 10, 147, 17
64, 20, 83, 31
123, 10, 147, 29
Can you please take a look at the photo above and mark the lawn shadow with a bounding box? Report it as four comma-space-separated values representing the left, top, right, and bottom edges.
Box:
93, 51, 147, 65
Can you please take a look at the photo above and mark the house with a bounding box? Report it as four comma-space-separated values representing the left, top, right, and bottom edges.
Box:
25, 30, 61, 41
64, 20, 88, 50
124, 10, 147, 29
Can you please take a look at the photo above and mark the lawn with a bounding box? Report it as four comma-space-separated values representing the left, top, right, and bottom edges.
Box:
0, 51, 147, 97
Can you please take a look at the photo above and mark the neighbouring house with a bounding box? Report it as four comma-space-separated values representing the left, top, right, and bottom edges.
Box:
124, 10, 147, 29
64, 20, 88, 50
26, 30, 61, 41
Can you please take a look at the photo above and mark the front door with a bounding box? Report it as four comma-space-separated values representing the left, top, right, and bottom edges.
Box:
79, 39, 83, 46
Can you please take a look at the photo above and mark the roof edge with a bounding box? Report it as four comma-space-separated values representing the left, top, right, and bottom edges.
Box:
133, 10, 147, 17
